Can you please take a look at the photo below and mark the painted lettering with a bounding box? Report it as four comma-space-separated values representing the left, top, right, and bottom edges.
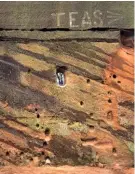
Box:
93, 10, 103, 26
51, 10, 119, 28
51, 13, 65, 27
69, 12, 79, 28
81, 11, 92, 28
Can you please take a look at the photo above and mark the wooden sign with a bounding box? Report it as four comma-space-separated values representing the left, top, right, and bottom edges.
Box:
0, 2, 133, 29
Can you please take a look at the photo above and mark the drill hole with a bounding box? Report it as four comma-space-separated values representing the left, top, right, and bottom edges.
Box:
35, 108, 38, 111
112, 147, 117, 153
45, 128, 50, 136
37, 114, 40, 118
89, 125, 95, 130
87, 79, 90, 83
80, 101, 84, 106
27, 68, 31, 73
113, 74, 117, 79
41, 151, 45, 155
117, 81, 121, 83
30, 157, 33, 161
6, 151, 10, 156
56, 66, 67, 73
20, 151, 24, 155
36, 123, 39, 127
101, 81, 104, 84
43, 141, 48, 147
108, 99, 112, 103
108, 91, 112, 95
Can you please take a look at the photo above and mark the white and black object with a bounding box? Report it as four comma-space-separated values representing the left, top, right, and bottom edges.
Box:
56, 66, 67, 87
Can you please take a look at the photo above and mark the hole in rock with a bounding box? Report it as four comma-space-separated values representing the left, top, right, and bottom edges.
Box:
37, 114, 40, 118
80, 101, 84, 106
36, 123, 39, 127
113, 74, 117, 79
108, 99, 112, 103
45, 128, 50, 136
87, 79, 90, 83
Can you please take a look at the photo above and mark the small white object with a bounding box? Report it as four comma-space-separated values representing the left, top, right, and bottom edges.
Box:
56, 72, 66, 87
45, 158, 51, 164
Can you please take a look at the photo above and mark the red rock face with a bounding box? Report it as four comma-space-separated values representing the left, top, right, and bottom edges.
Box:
0, 33, 134, 174
0, 166, 134, 174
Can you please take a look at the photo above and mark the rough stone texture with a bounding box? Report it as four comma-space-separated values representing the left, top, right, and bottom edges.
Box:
0, 2, 134, 173
0, 166, 134, 174
0, 39, 134, 174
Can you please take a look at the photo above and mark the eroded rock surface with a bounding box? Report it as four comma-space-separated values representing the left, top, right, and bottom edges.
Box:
0, 40, 134, 173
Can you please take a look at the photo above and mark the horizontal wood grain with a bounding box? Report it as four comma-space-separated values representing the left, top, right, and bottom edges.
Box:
0, 2, 133, 30
0, 31, 120, 41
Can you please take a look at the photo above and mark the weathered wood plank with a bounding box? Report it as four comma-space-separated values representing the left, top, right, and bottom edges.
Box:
0, 2, 133, 30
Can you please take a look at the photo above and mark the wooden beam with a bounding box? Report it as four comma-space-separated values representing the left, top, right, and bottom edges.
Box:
0, 2, 133, 30
0, 31, 120, 41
